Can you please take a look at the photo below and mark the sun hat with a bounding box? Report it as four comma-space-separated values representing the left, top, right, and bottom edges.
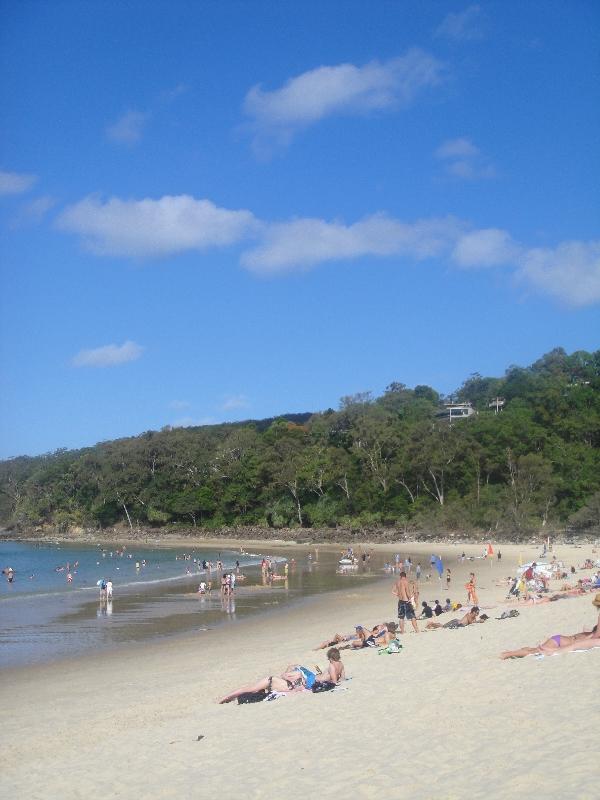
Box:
592, 593, 600, 608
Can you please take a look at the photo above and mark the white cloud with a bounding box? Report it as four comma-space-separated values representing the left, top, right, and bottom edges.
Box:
244, 49, 443, 151
435, 137, 495, 180
222, 394, 249, 411
54, 191, 600, 307
106, 110, 150, 145
72, 340, 144, 368
446, 160, 496, 180
452, 228, 520, 268
517, 241, 600, 307
9, 195, 57, 229
57, 194, 259, 258
0, 169, 37, 195
242, 214, 464, 274
435, 5, 484, 41
435, 137, 479, 159
454, 231, 600, 306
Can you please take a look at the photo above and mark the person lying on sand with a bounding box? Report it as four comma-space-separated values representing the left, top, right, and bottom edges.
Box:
218, 649, 345, 703
314, 632, 356, 650
339, 624, 382, 649
425, 606, 484, 630
500, 594, 600, 659
340, 623, 399, 649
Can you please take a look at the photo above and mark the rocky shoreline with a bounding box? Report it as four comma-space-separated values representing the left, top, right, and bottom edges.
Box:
0, 522, 587, 547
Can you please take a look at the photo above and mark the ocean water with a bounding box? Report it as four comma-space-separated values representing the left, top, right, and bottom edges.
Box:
0, 540, 393, 669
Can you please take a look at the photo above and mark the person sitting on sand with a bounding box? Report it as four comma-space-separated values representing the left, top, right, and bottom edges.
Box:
419, 601, 434, 619
218, 649, 344, 703
379, 622, 398, 645
433, 601, 443, 617
500, 594, 600, 659
426, 606, 483, 630
314, 647, 345, 684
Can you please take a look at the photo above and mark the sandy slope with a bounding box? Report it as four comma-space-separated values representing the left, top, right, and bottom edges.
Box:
2, 542, 598, 800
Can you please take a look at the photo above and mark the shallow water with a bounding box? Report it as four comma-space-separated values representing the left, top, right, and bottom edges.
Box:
0, 541, 407, 668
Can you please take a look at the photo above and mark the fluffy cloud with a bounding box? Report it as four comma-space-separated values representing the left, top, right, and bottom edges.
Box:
435, 137, 479, 159
72, 340, 144, 368
452, 228, 520, 268
435, 137, 495, 180
55, 191, 600, 307
242, 214, 464, 273
244, 49, 443, 151
57, 195, 259, 258
106, 110, 150, 145
435, 5, 484, 41
0, 169, 37, 195
518, 241, 600, 306
454, 231, 600, 306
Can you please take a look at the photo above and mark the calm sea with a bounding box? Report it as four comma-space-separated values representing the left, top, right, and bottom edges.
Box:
0, 539, 391, 669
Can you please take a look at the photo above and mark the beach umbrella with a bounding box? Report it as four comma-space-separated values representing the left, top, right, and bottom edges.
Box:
487, 543, 494, 556
434, 556, 443, 577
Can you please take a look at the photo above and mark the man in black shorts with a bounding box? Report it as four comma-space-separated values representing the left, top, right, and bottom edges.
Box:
393, 571, 419, 634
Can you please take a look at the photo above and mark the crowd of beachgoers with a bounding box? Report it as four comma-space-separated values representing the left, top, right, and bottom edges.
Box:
218, 545, 600, 704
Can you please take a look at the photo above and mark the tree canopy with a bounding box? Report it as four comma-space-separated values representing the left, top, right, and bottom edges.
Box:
1, 348, 599, 540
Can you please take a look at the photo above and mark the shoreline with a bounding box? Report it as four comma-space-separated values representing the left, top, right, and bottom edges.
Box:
3, 541, 599, 799
3, 523, 594, 550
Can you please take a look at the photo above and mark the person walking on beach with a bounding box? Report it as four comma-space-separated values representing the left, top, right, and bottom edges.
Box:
416, 563, 421, 580
393, 571, 419, 634
106, 579, 113, 599
446, 568, 451, 589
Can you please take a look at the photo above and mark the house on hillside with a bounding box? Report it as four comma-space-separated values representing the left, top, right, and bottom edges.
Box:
436, 402, 476, 422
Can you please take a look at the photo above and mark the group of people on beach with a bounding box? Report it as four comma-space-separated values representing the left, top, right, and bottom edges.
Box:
218, 546, 600, 704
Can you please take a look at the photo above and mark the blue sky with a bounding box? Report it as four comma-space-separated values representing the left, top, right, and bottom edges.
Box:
1, 0, 599, 458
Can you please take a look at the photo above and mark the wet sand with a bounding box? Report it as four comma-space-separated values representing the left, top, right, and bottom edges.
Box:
2, 541, 598, 800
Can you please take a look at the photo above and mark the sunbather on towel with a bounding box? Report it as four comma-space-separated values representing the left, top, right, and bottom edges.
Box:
500, 594, 600, 659
218, 673, 304, 704
425, 606, 482, 630
219, 647, 345, 703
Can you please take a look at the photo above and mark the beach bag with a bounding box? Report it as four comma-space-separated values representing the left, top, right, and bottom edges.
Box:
311, 681, 336, 693
237, 690, 268, 704
378, 640, 402, 655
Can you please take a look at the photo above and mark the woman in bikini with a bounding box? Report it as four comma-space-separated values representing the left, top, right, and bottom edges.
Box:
218, 650, 345, 704
500, 594, 600, 659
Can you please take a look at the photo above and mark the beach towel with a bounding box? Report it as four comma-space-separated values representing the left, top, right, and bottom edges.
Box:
237, 690, 269, 704
312, 681, 336, 693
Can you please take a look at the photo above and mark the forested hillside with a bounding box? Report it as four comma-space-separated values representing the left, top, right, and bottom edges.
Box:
1, 348, 599, 539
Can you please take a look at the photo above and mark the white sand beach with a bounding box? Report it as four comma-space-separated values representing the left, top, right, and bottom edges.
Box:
2, 541, 599, 800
